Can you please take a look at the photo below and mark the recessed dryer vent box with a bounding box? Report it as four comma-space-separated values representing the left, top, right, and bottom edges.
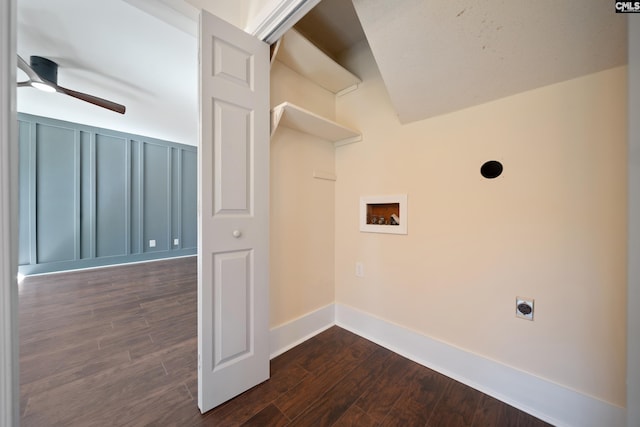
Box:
516, 297, 534, 321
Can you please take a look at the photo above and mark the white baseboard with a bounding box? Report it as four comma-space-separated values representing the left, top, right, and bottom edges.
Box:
334, 303, 625, 427
269, 302, 625, 426
269, 304, 335, 358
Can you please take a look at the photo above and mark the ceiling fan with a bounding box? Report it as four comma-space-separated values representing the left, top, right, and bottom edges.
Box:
17, 55, 126, 115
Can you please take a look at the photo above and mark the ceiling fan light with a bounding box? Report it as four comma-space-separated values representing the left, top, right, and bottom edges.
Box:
31, 81, 56, 93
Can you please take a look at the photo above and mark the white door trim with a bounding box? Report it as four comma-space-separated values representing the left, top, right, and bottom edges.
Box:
0, 0, 19, 425
245, 0, 321, 44
627, 16, 640, 427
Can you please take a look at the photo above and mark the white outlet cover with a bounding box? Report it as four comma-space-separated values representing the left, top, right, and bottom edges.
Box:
516, 297, 534, 320
173, 238, 179, 245
355, 262, 364, 277
149, 239, 156, 248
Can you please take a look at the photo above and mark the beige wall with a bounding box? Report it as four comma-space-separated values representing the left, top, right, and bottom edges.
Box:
269, 60, 336, 327
334, 41, 627, 406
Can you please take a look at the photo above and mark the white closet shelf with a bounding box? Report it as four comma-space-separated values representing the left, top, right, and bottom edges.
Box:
271, 102, 361, 146
275, 29, 361, 95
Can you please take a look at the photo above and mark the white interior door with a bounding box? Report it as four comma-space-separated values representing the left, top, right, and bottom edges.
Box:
197, 10, 270, 413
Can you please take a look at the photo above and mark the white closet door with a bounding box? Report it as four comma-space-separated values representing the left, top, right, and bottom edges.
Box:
198, 9, 270, 413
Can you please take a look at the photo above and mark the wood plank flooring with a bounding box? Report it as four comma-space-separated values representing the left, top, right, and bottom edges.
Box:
19, 257, 553, 426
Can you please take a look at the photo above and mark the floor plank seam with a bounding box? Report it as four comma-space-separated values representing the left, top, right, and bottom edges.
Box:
424, 379, 452, 427
184, 382, 194, 401
22, 397, 30, 418
468, 392, 484, 427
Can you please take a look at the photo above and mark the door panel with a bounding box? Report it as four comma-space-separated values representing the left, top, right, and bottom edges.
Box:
198, 10, 270, 413
213, 100, 251, 214
213, 38, 254, 89
214, 250, 251, 366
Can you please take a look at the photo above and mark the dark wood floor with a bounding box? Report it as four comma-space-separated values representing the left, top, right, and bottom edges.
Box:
19, 257, 553, 426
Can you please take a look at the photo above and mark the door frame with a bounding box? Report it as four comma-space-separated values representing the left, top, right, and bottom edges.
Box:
0, 0, 19, 424
245, 0, 320, 43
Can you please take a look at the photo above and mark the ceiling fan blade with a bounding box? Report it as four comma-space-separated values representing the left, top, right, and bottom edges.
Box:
17, 54, 44, 83
56, 85, 126, 114
18, 54, 126, 114
17, 55, 57, 92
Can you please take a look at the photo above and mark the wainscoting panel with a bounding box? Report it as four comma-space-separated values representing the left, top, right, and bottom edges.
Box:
18, 114, 197, 275
171, 148, 182, 250
130, 139, 143, 255
35, 122, 78, 264
181, 149, 197, 249
143, 142, 170, 253
95, 134, 128, 258
17, 120, 32, 266
80, 130, 93, 259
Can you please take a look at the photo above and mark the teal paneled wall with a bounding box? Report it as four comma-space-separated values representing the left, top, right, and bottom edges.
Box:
18, 114, 197, 275
181, 150, 197, 249
143, 142, 170, 253
96, 134, 128, 258
18, 120, 32, 266
80, 130, 93, 259
36, 123, 77, 264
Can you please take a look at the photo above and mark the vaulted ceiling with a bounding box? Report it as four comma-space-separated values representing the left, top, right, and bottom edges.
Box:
16, 0, 628, 143
351, 0, 627, 123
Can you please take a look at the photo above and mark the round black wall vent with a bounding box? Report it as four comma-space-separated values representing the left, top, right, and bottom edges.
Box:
481, 160, 503, 179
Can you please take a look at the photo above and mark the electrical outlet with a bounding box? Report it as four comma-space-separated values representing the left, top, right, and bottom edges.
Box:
149, 239, 156, 248
516, 297, 534, 320
173, 238, 179, 246
355, 262, 364, 277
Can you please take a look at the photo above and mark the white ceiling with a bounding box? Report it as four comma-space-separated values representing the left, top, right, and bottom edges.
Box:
16, 0, 629, 142
17, 0, 198, 145
351, 0, 628, 123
